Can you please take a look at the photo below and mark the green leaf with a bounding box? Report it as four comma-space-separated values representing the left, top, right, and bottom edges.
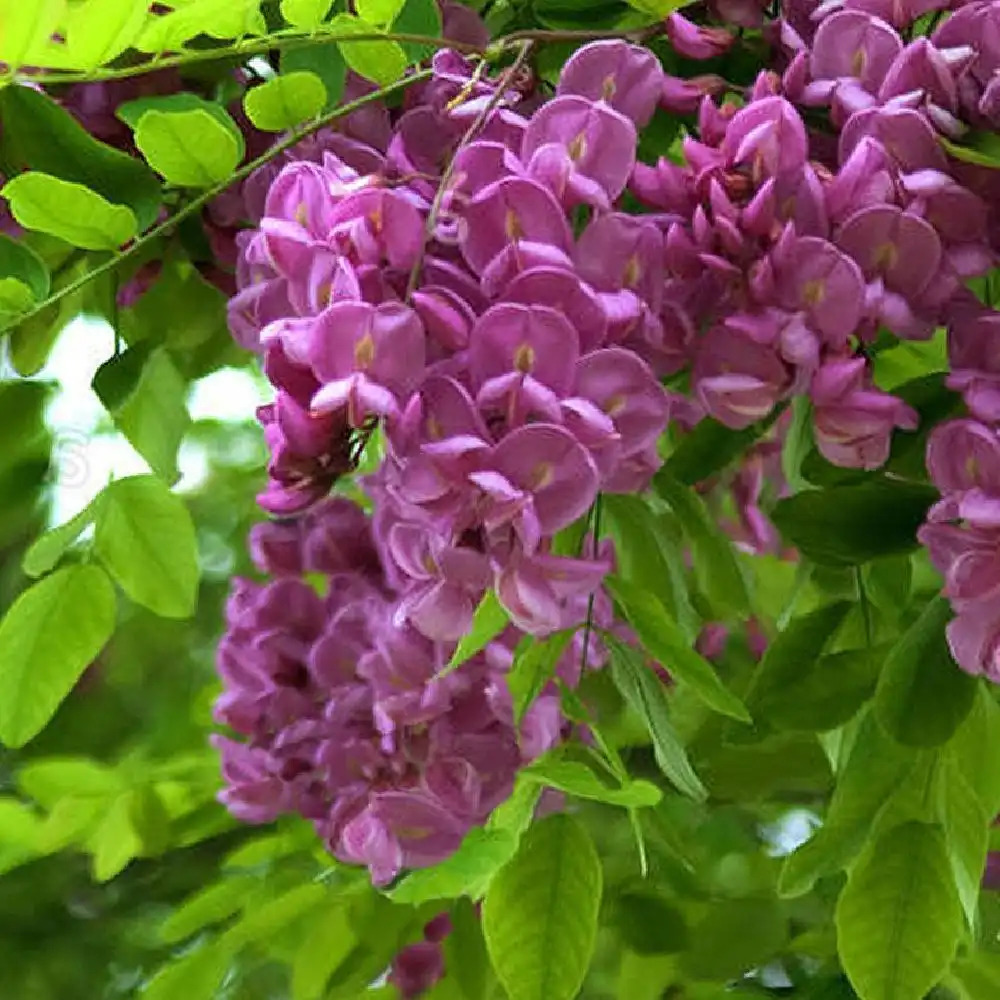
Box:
941, 132, 1000, 169
117, 93, 245, 148
18, 757, 120, 807
2, 173, 137, 249
949, 686, 1000, 819
885, 374, 963, 482
746, 602, 852, 726
936, 757, 989, 931
357, 0, 406, 25
161, 877, 256, 944
681, 899, 788, 981
64, 0, 150, 68
281, 43, 347, 110
779, 712, 917, 898
521, 752, 662, 808
22, 499, 101, 578
390, 828, 519, 904
244, 72, 327, 131
89, 791, 143, 881
444, 898, 491, 1000
0, 278, 34, 327
875, 596, 977, 748
93, 344, 190, 483
223, 883, 327, 949
782, 396, 813, 491
142, 946, 232, 1000
483, 814, 602, 1000
836, 821, 962, 1000
0, 85, 161, 229
0, 234, 49, 299
758, 645, 882, 734
507, 630, 574, 724
652, 469, 750, 616
281, 0, 333, 27
607, 576, 751, 723
607, 639, 707, 801
135, 108, 242, 187
292, 902, 357, 1000
446, 590, 510, 674
393, 0, 443, 61
863, 554, 913, 616
771, 479, 939, 566
136, 0, 267, 51
0, 0, 66, 70
603, 494, 693, 635
93, 476, 199, 618
0, 565, 115, 748
329, 13, 408, 85
665, 412, 780, 485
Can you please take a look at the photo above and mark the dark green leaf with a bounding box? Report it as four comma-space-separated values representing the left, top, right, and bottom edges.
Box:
0, 565, 116, 748
612, 894, 689, 956
607, 576, 751, 723
836, 821, 962, 1000
393, 0, 443, 61
483, 814, 602, 1000
507, 630, 573, 724
885, 374, 963, 481
652, 468, 750, 616
0, 85, 161, 229
875, 596, 977, 748
160, 877, 256, 944
771, 479, 938, 566
444, 898, 491, 1000
0, 234, 48, 299
665, 412, 780, 485
941, 131, 1000, 169
608, 638, 708, 801
779, 713, 918, 897
681, 899, 788, 981
746, 602, 852, 725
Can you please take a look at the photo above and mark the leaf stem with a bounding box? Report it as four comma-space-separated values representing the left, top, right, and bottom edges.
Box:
11, 67, 434, 330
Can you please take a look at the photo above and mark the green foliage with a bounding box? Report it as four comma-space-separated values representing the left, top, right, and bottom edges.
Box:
93, 476, 200, 618
2, 172, 138, 249
0, 565, 116, 747
483, 814, 602, 1000
607, 576, 751, 723
330, 13, 409, 85
874, 596, 978, 748
244, 72, 328, 131
0, 9, 996, 1000
772, 479, 939, 566
836, 822, 963, 1000
135, 108, 244, 187
446, 589, 510, 673
0, 85, 161, 229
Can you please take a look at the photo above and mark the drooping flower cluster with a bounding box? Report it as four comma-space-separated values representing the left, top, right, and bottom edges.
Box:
213, 496, 570, 885
214, 41, 695, 881
228, 41, 676, 638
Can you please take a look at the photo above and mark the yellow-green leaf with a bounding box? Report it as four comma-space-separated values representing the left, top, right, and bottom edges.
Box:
244, 71, 327, 131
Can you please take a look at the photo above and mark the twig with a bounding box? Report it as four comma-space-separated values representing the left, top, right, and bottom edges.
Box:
405, 39, 534, 301
8, 31, 480, 86
10, 68, 434, 330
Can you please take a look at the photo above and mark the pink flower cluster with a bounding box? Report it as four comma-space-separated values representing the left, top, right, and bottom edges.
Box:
214, 42, 684, 883
213, 496, 569, 885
